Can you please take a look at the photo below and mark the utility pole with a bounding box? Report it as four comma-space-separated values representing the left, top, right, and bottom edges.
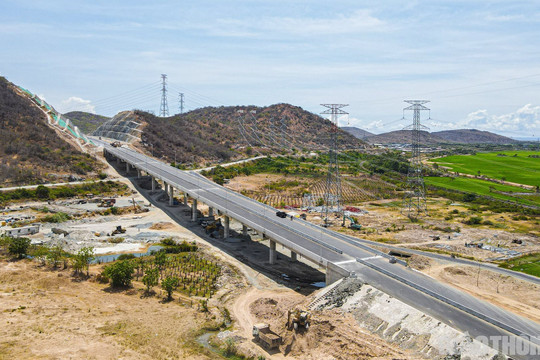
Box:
160, 74, 169, 117
401, 100, 430, 218
178, 92, 184, 114
321, 104, 348, 227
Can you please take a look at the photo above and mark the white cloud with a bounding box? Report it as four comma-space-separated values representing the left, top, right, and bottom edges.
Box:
58, 96, 96, 114
456, 104, 540, 134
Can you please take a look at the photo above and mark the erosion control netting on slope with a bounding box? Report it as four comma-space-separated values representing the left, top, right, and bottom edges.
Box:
17, 86, 94, 146
92, 111, 142, 143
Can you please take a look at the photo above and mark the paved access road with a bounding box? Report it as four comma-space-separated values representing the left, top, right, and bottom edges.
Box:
100, 141, 540, 359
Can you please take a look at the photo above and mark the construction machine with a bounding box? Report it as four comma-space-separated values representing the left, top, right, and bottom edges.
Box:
111, 226, 126, 236
342, 216, 362, 230
98, 198, 116, 207
287, 308, 311, 330
252, 323, 281, 350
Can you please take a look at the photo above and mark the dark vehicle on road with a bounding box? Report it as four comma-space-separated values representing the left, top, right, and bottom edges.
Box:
276, 211, 287, 218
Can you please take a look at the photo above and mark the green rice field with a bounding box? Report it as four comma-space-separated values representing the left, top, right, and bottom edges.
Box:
432, 151, 540, 187
425, 176, 540, 207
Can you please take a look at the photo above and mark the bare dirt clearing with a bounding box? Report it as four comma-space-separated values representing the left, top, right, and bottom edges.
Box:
0, 259, 217, 360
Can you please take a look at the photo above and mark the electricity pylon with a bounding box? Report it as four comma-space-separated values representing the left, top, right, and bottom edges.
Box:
321, 104, 348, 226
160, 74, 169, 117
401, 100, 430, 218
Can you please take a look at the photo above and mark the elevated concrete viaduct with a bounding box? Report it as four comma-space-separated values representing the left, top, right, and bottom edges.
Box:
100, 142, 540, 359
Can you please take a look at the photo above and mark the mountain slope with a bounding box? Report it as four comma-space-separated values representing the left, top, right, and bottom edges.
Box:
432, 129, 519, 144
365, 130, 449, 145
95, 104, 365, 165
0, 77, 102, 185
342, 126, 374, 139
64, 111, 110, 134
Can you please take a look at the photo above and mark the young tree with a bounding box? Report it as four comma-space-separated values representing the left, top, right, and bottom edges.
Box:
77, 247, 95, 276
47, 245, 64, 268
8, 237, 31, 259
31, 245, 50, 266
161, 276, 179, 301
35, 185, 50, 199
142, 268, 159, 293
103, 260, 135, 287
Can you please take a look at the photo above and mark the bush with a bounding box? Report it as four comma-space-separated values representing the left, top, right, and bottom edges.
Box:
35, 185, 50, 199
142, 268, 159, 293
161, 237, 176, 246
464, 216, 483, 225
8, 237, 31, 259
117, 253, 135, 260
42, 212, 71, 223
108, 237, 125, 244
98, 172, 108, 180
103, 260, 135, 287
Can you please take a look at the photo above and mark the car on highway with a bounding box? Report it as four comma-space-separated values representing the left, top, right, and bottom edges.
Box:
276, 211, 287, 218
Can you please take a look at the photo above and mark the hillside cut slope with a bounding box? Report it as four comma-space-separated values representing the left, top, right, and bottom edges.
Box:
64, 111, 110, 134
0, 77, 102, 186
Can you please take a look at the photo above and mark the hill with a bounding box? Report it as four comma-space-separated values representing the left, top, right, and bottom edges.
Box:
342, 126, 373, 139
64, 111, 110, 134
432, 129, 519, 144
95, 104, 365, 165
364, 129, 518, 145
0, 77, 102, 186
365, 130, 448, 145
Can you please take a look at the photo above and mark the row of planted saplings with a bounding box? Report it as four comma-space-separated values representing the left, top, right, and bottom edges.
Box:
135, 252, 220, 298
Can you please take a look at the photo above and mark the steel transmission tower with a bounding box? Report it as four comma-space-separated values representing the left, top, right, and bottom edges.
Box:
321, 104, 348, 226
401, 100, 430, 217
159, 74, 169, 117
178, 93, 184, 114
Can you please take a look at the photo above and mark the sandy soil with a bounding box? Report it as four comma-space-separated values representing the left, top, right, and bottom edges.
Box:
0, 259, 217, 360
228, 288, 419, 360
409, 256, 540, 324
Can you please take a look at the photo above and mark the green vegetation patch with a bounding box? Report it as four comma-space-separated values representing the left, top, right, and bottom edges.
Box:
432, 151, 540, 187
499, 253, 540, 278
425, 177, 540, 207
0, 181, 128, 205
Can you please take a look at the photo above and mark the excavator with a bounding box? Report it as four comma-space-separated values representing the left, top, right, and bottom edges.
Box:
342, 216, 362, 230
287, 308, 311, 330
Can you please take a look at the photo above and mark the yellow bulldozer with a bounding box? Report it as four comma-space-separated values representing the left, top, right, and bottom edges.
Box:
287, 308, 311, 330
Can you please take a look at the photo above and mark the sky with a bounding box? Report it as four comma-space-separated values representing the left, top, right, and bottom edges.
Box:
1, 0, 540, 138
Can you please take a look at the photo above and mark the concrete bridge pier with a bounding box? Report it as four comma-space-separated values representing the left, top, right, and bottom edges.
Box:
126, 162, 130, 173
269, 240, 277, 265
208, 207, 213, 217
169, 186, 174, 206
191, 199, 198, 221
291, 251, 298, 262
116, 157, 121, 165
184, 193, 188, 205
151, 176, 156, 191
164, 182, 169, 194
137, 169, 142, 178
242, 224, 248, 237
224, 216, 230, 238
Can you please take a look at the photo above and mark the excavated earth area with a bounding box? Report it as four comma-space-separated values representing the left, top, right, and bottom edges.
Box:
310, 278, 502, 360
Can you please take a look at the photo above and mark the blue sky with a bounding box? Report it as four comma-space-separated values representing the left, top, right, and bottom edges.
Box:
1, 0, 540, 137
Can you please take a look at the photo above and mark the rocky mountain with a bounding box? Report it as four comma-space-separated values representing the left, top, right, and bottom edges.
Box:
64, 111, 110, 134
432, 129, 519, 144
341, 126, 374, 139
363, 128, 519, 145
0, 77, 102, 186
365, 130, 448, 145
95, 104, 366, 165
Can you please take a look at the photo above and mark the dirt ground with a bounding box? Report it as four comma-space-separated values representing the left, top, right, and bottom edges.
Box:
228, 288, 420, 360
0, 259, 218, 360
409, 255, 540, 324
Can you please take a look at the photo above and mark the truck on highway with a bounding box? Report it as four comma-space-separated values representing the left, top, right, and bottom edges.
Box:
252, 323, 281, 350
